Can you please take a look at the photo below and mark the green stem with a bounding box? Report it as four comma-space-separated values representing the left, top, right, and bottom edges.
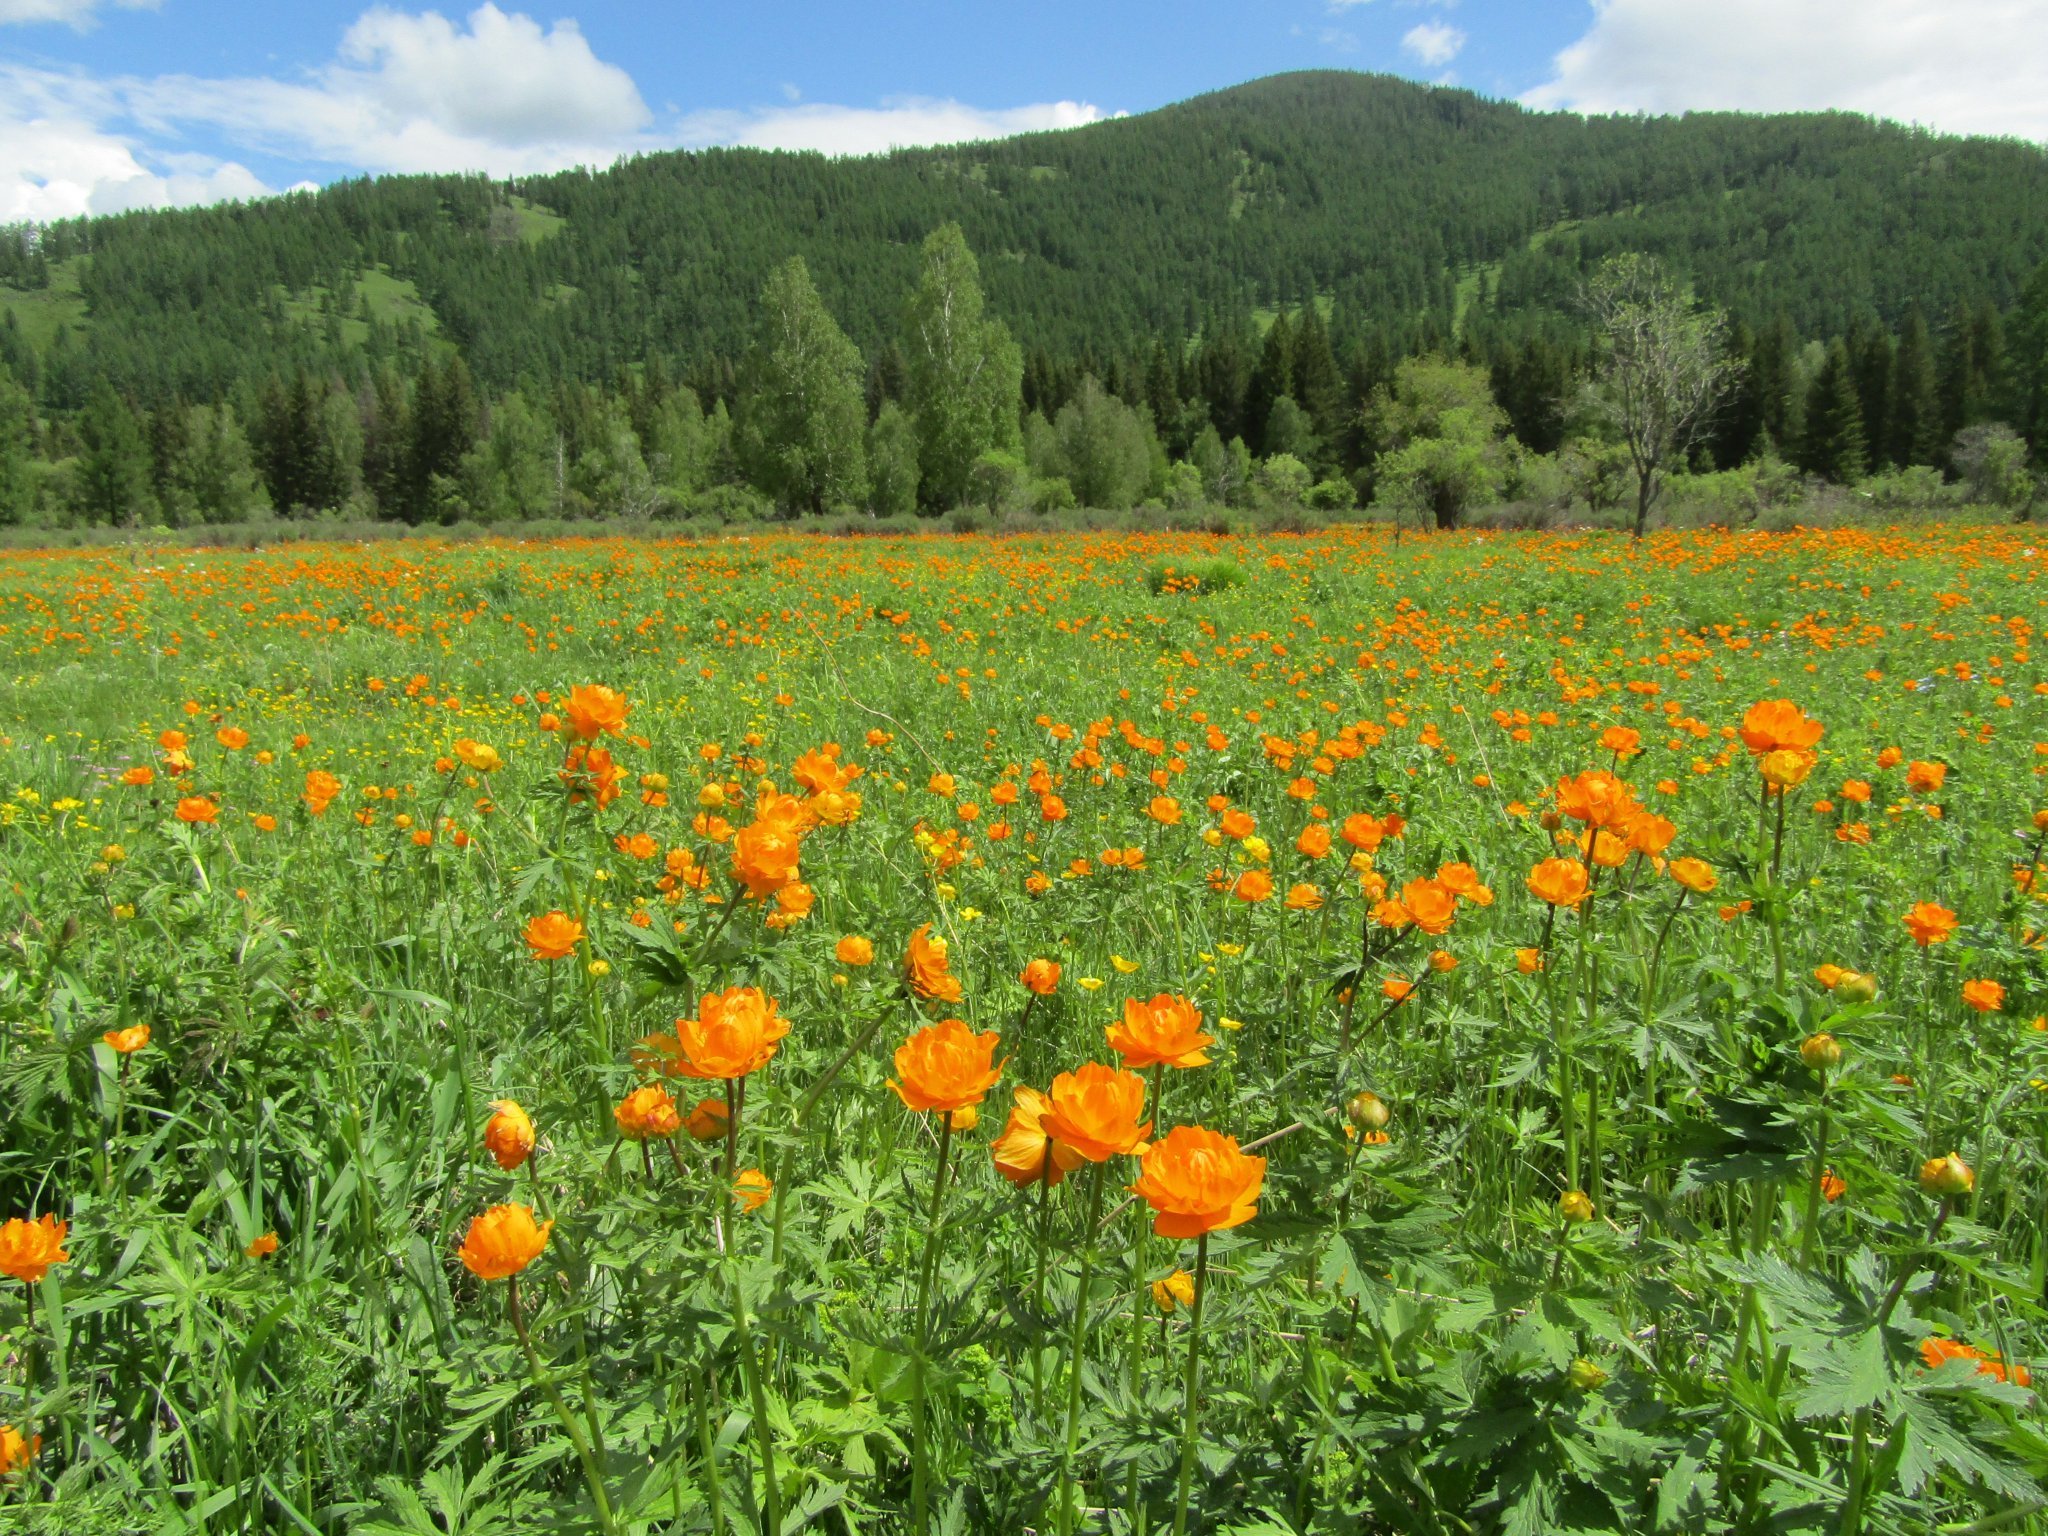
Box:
507, 1276, 616, 1536
1056, 1163, 1109, 1536
1171, 1233, 1211, 1536
1801, 1084, 1831, 1268
910, 1113, 956, 1533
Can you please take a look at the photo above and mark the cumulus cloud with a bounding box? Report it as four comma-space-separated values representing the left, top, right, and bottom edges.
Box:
0, 3, 1112, 219
0, 0, 155, 28
1525, 0, 2048, 141
1401, 19, 1466, 66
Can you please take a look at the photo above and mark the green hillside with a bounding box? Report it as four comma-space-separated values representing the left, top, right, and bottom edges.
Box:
4, 70, 2045, 408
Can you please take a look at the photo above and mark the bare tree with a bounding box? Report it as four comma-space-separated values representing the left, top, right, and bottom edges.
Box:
1582, 254, 1741, 539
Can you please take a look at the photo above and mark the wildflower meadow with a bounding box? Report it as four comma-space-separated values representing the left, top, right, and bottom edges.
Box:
1, 521, 2046, 1534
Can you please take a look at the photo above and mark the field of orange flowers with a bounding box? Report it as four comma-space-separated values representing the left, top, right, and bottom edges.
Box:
0, 523, 2045, 1534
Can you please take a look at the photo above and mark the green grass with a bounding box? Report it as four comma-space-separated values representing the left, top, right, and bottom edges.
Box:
0, 256, 92, 350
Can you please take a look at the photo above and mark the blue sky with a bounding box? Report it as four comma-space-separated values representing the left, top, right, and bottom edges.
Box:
4, 0, 2043, 222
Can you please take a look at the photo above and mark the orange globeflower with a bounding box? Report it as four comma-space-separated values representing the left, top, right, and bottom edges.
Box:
563, 684, 630, 740
991, 1086, 1086, 1187
686, 1097, 730, 1141
523, 911, 585, 961
1231, 870, 1275, 903
1130, 1125, 1266, 1237
484, 1099, 535, 1170
244, 1232, 280, 1259
1398, 879, 1457, 936
216, 726, 250, 751
906, 924, 965, 1003
175, 796, 219, 824
1555, 770, 1640, 829
1285, 882, 1324, 911
651, 987, 791, 1081
615, 1084, 681, 1141
1920, 1336, 2032, 1387
1961, 979, 2004, 1013
0, 1424, 38, 1476
303, 769, 341, 814
1740, 700, 1825, 755
121, 765, 155, 787
1040, 1063, 1151, 1162
1528, 858, 1591, 907
103, 1024, 150, 1054
0, 1215, 69, 1284
457, 1204, 552, 1281
1902, 902, 1959, 947
836, 935, 875, 967
733, 1169, 774, 1213
889, 1017, 1005, 1113
1669, 857, 1718, 894
1906, 760, 1948, 794
1108, 993, 1214, 1070
1020, 958, 1062, 995
1147, 796, 1182, 826
731, 817, 803, 897
1436, 863, 1492, 904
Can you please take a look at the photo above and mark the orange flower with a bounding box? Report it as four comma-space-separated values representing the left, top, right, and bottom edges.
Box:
648, 987, 790, 1081
1515, 947, 1544, 974
731, 817, 803, 897
686, 1097, 730, 1141
121, 766, 155, 786
216, 726, 250, 751
1436, 862, 1492, 904
457, 1204, 552, 1280
906, 923, 965, 1003
303, 769, 341, 814
1902, 902, 1958, 946
733, 1169, 773, 1212
175, 795, 219, 824
1555, 770, 1639, 829
1906, 760, 1948, 794
0, 1424, 39, 1476
103, 1023, 150, 1054
614, 1084, 681, 1141
484, 1099, 535, 1170
564, 684, 630, 740
991, 1086, 1086, 1187
1295, 824, 1332, 859
1130, 1125, 1266, 1237
1961, 978, 2004, 1013
0, 1215, 69, 1284
1819, 1170, 1847, 1203
1285, 882, 1324, 911
1040, 1062, 1151, 1162
1147, 796, 1182, 825
523, 911, 584, 961
245, 1232, 280, 1259
1920, 1336, 2031, 1386
836, 935, 874, 966
1381, 976, 1413, 1003
1020, 958, 1061, 995
1740, 699, 1825, 755
1669, 857, 1718, 894
1398, 878, 1457, 935
1231, 869, 1275, 903
889, 1017, 1005, 1113
1527, 858, 1590, 907
1107, 993, 1214, 1070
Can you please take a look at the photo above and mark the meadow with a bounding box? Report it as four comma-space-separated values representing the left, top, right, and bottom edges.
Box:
0, 521, 2043, 1534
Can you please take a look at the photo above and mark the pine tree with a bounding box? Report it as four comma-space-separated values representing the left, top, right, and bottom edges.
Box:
1245, 310, 1295, 455
1847, 316, 1894, 470
1888, 305, 1940, 468
73, 381, 150, 525
1799, 340, 1867, 483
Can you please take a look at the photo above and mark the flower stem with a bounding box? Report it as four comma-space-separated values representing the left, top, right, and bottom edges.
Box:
507, 1276, 616, 1536
1171, 1233, 1211, 1536
1056, 1162, 1109, 1536
910, 1113, 956, 1533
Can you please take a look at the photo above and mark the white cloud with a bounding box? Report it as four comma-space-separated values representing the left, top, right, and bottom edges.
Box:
1525, 0, 2048, 141
0, 0, 155, 28
0, 3, 1111, 219
1402, 19, 1466, 66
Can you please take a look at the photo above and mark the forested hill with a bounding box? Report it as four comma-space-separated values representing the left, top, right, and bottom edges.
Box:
4, 69, 2046, 412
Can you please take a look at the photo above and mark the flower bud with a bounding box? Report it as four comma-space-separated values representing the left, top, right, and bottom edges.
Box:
1559, 1189, 1594, 1224
1918, 1152, 1974, 1198
1833, 971, 1877, 1005
1568, 1357, 1609, 1391
1799, 1033, 1842, 1072
1346, 1091, 1390, 1132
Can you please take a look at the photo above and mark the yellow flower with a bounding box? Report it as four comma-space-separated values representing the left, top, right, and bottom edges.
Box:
1111, 954, 1140, 974
1217, 942, 1244, 957
1218, 1015, 1244, 1031
1077, 976, 1105, 992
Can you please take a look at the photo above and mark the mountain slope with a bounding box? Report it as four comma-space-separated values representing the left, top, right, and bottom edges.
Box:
4, 70, 2046, 409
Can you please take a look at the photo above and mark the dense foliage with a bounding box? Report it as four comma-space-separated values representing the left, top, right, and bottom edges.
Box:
1, 524, 2047, 1533
1, 72, 2046, 528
